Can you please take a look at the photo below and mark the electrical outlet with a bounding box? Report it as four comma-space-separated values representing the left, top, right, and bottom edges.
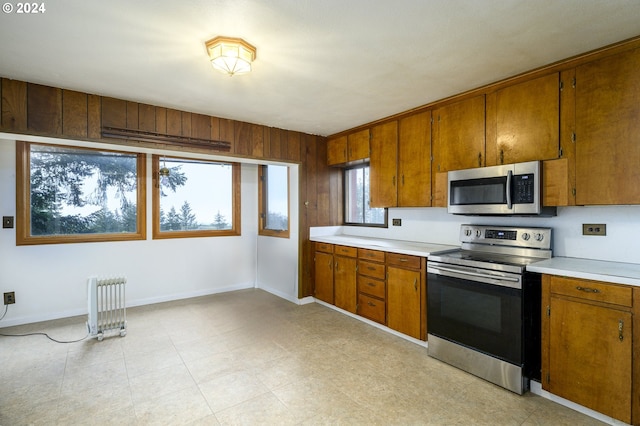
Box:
392, 218, 402, 226
4, 292, 15, 305
582, 224, 606, 236
2, 216, 13, 229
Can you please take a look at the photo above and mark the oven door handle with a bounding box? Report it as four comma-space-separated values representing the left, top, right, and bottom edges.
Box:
428, 265, 521, 288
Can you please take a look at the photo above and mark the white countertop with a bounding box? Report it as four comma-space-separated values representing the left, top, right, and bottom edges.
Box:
309, 235, 458, 257
527, 257, 640, 287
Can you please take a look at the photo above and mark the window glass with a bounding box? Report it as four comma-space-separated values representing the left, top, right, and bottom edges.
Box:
16, 141, 146, 245
344, 165, 386, 226
259, 164, 289, 237
153, 156, 240, 238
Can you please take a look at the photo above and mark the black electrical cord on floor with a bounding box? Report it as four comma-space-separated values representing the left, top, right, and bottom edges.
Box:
0, 304, 89, 343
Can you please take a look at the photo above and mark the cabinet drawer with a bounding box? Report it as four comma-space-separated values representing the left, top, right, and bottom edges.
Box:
358, 248, 385, 263
358, 293, 386, 324
358, 260, 386, 280
334, 245, 357, 257
315, 242, 333, 254
550, 276, 632, 307
387, 253, 422, 270
358, 275, 386, 299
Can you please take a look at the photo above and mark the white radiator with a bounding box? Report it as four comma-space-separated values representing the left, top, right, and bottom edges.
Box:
87, 276, 127, 341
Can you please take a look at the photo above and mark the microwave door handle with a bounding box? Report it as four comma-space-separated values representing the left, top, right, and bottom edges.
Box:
506, 170, 513, 209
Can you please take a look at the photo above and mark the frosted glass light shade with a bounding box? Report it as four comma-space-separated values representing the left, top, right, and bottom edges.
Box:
205, 36, 256, 76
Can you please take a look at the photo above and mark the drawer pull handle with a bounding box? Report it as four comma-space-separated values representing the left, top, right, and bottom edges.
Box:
619, 320, 624, 341
576, 286, 600, 294
367, 266, 376, 270
368, 301, 376, 307
414, 278, 418, 291
399, 258, 408, 262
367, 282, 375, 287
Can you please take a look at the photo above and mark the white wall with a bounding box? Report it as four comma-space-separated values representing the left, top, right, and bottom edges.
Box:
330, 205, 640, 264
256, 166, 300, 303
0, 135, 300, 327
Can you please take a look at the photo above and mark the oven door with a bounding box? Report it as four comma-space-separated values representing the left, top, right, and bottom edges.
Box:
427, 262, 523, 365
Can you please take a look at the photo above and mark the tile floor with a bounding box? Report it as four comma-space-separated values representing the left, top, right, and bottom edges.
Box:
0, 289, 605, 425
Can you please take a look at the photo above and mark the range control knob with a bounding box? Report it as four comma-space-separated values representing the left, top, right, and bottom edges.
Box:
521, 233, 530, 241
464, 228, 472, 237
534, 233, 544, 242
475, 229, 482, 238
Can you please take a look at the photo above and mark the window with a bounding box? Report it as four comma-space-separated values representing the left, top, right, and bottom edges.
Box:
152, 155, 240, 239
16, 141, 146, 245
344, 164, 387, 226
259, 164, 290, 238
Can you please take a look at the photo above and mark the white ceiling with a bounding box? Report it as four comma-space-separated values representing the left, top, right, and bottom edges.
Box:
1, 1, 639, 136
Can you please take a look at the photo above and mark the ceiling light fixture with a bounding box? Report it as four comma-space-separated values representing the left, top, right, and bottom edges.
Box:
205, 36, 256, 76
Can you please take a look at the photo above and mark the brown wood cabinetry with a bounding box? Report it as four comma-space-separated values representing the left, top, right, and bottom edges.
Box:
542, 275, 637, 424
386, 253, 425, 340
486, 73, 560, 166
398, 111, 432, 207
334, 245, 357, 313
574, 46, 640, 205
357, 248, 386, 324
370, 121, 398, 208
432, 95, 485, 173
314, 243, 334, 304
327, 129, 370, 166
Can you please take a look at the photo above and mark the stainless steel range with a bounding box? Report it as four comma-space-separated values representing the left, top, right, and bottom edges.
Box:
427, 224, 552, 394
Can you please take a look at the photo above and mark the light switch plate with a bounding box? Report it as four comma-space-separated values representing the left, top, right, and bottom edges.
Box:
392, 218, 402, 226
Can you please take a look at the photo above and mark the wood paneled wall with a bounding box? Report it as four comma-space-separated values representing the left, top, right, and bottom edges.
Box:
0, 77, 342, 298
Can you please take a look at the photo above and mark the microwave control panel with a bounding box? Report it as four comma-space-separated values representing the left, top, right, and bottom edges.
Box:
512, 173, 534, 204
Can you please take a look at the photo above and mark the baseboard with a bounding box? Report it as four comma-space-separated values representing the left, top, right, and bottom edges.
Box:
0, 282, 256, 328
530, 381, 627, 426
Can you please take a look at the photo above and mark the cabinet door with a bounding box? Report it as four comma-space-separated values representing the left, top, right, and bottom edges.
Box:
432, 95, 485, 173
327, 135, 347, 166
490, 73, 560, 165
549, 296, 632, 423
387, 266, 421, 339
334, 256, 357, 314
398, 111, 432, 207
370, 121, 398, 208
575, 47, 640, 205
314, 251, 334, 304
348, 129, 370, 162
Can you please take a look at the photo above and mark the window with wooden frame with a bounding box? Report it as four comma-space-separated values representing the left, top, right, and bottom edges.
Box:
152, 155, 241, 239
258, 164, 290, 238
16, 141, 147, 245
344, 164, 387, 227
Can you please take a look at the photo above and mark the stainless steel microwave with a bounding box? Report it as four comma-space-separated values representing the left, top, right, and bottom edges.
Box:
447, 161, 556, 216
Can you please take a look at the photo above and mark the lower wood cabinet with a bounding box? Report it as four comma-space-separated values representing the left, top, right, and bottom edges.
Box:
386, 253, 425, 340
334, 246, 357, 314
313, 243, 334, 304
542, 275, 639, 424
357, 248, 386, 324
314, 242, 427, 341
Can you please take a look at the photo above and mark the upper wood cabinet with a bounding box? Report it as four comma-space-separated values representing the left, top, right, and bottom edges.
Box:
327, 128, 370, 166
574, 46, 640, 205
432, 95, 485, 173
398, 111, 432, 207
486, 73, 560, 166
370, 121, 398, 208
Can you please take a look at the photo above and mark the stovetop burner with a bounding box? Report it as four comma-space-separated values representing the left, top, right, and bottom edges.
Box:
429, 225, 552, 274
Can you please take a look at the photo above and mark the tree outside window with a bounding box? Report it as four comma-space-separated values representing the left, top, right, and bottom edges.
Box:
344, 165, 386, 226
16, 141, 146, 245
152, 156, 240, 239
259, 164, 289, 238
